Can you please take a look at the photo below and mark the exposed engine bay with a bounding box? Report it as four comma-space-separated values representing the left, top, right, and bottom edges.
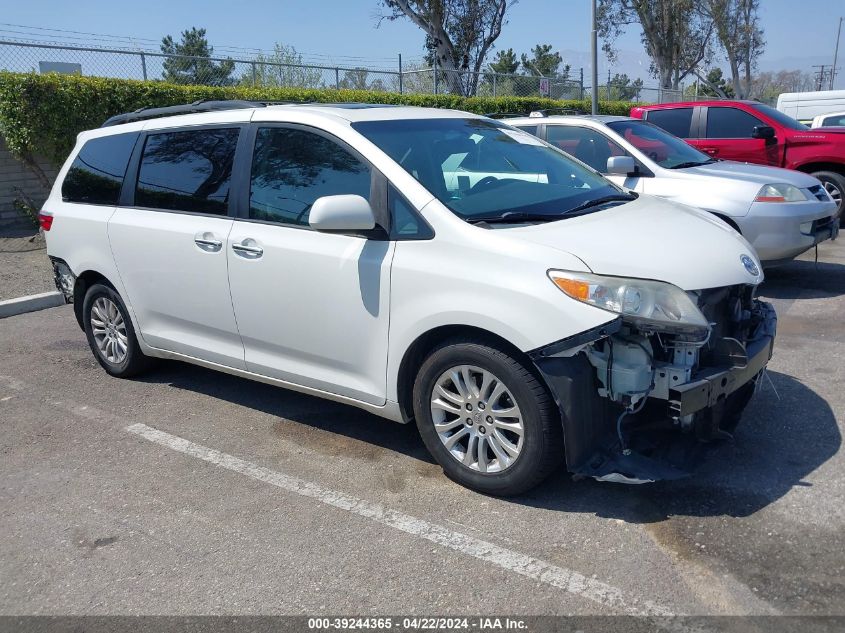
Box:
532, 284, 777, 484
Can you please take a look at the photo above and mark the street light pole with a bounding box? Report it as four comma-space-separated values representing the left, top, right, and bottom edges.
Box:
832, 16, 843, 90
591, 0, 599, 114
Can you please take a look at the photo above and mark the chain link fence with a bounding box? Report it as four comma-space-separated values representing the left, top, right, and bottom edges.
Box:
0, 40, 683, 102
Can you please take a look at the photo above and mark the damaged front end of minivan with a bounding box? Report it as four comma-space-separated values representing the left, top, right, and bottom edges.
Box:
530, 272, 777, 484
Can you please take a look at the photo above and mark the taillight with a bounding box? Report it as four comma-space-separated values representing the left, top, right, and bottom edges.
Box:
38, 212, 53, 231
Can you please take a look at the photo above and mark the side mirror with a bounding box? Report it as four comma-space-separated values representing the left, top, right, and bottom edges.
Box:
606, 155, 637, 176
751, 125, 776, 140
309, 194, 376, 233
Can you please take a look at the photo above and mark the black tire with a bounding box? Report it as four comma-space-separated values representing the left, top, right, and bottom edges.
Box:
412, 338, 563, 496
82, 283, 154, 378
811, 170, 845, 219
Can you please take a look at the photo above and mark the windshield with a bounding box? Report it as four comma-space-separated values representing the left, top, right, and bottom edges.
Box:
750, 103, 809, 131
606, 119, 713, 169
352, 118, 629, 222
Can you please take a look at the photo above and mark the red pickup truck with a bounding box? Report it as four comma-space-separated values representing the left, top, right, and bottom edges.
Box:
630, 100, 845, 216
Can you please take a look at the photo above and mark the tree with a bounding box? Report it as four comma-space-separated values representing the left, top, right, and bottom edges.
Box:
339, 68, 372, 90
520, 44, 569, 79
749, 70, 815, 104
161, 27, 235, 86
597, 0, 714, 90
242, 43, 323, 88
700, 0, 764, 98
608, 73, 644, 100
683, 67, 734, 98
489, 47, 518, 74
377, 0, 511, 95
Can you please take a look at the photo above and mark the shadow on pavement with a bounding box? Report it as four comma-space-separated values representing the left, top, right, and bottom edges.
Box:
517, 370, 840, 522
141, 361, 838, 523
137, 360, 436, 464
760, 252, 845, 300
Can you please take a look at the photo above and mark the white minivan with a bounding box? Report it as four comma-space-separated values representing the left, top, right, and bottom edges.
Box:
42, 101, 777, 494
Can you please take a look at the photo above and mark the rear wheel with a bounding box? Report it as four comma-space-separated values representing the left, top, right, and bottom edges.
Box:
412, 339, 563, 496
811, 170, 845, 218
83, 283, 154, 378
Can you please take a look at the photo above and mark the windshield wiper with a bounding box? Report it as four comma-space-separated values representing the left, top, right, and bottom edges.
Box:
562, 193, 636, 216
668, 159, 718, 169
466, 211, 562, 225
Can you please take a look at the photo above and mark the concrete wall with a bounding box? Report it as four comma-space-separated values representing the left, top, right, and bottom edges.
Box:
0, 136, 58, 229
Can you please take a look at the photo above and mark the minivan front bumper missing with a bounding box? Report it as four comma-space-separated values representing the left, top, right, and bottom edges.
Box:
530, 299, 777, 483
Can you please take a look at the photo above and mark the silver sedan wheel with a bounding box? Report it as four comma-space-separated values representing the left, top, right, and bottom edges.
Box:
429, 365, 525, 473
90, 297, 128, 365
823, 179, 842, 207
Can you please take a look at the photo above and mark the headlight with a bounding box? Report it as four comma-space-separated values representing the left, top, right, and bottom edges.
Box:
548, 270, 710, 337
755, 183, 808, 203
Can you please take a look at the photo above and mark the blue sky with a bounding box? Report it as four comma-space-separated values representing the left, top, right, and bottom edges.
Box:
2, 0, 844, 87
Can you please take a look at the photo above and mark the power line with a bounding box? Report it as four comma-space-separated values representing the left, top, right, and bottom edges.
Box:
0, 22, 414, 64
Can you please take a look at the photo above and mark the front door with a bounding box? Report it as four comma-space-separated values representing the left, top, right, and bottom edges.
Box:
108, 126, 245, 369
695, 106, 780, 165
226, 125, 393, 405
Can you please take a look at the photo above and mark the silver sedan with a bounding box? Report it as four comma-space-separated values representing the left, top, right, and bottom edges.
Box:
509, 114, 840, 265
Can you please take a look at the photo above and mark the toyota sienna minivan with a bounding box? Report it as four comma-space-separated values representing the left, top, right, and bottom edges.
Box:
42, 101, 777, 494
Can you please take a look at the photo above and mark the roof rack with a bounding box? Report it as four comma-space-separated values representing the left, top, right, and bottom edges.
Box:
528, 107, 587, 118
483, 112, 525, 119
101, 99, 269, 128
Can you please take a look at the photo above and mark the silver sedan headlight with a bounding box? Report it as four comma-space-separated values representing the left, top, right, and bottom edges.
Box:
548, 270, 710, 338
755, 183, 808, 203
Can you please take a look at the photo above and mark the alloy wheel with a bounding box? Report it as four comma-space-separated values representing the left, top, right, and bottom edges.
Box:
90, 296, 128, 365
429, 365, 525, 473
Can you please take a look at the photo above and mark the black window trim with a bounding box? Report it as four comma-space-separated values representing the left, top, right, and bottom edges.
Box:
62, 131, 142, 207
120, 123, 247, 219
237, 121, 434, 241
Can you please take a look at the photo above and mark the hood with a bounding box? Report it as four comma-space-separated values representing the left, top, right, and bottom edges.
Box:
504, 194, 764, 291
679, 160, 821, 188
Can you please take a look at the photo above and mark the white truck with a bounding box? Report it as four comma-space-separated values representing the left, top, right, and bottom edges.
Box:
776, 90, 845, 125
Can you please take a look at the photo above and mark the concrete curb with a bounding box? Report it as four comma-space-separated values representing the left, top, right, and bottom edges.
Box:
0, 291, 65, 319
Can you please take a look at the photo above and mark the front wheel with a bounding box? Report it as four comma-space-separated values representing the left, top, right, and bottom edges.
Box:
412, 339, 563, 496
812, 170, 845, 218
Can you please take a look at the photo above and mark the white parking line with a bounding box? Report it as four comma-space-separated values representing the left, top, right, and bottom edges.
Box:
126, 422, 675, 617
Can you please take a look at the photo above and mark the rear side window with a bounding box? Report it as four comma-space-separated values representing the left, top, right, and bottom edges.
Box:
249, 127, 371, 227
823, 114, 845, 127
61, 133, 138, 205
545, 125, 627, 172
705, 107, 763, 138
135, 128, 240, 215
513, 125, 539, 136
645, 108, 694, 138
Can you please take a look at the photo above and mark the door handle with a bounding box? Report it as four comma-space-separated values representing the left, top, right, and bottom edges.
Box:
232, 240, 264, 258
703, 148, 719, 155
194, 233, 223, 252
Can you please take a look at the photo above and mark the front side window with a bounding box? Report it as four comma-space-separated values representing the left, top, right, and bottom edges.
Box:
645, 108, 694, 138
545, 125, 628, 172
749, 103, 808, 131
606, 120, 714, 169
135, 128, 239, 215
62, 133, 138, 205
705, 107, 764, 138
249, 127, 371, 227
353, 118, 629, 224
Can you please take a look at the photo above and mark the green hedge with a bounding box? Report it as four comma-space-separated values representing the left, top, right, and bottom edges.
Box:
0, 71, 637, 168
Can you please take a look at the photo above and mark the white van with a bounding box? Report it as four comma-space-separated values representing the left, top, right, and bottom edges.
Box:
41, 101, 776, 493
776, 90, 845, 125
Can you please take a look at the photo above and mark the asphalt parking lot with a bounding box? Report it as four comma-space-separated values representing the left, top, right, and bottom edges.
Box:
1, 239, 843, 619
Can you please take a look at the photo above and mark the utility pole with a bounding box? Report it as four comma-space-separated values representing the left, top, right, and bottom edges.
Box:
591, 0, 598, 115
812, 65, 829, 91
832, 16, 843, 90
